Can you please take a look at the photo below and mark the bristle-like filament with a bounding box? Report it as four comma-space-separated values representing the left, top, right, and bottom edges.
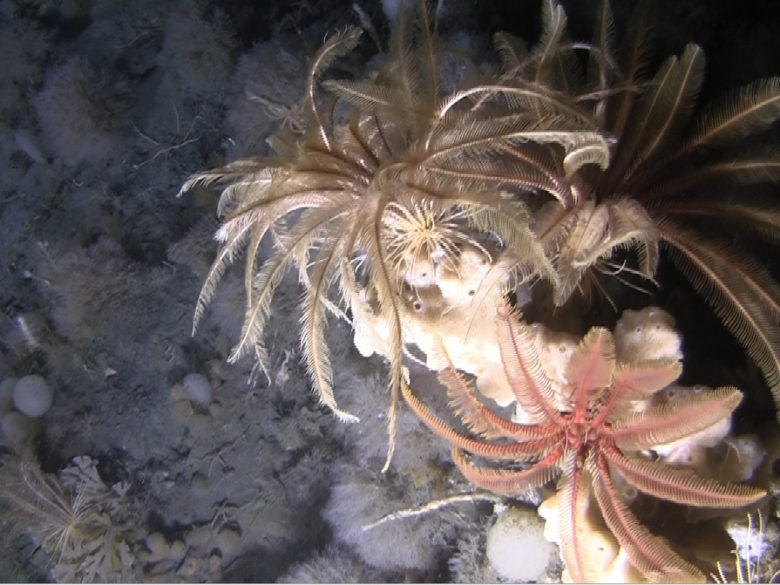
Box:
660, 223, 780, 418
305, 27, 364, 150
609, 358, 683, 401
532, 0, 568, 87
642, 154, 780, 200
323, 79, 395, 112
300, 233, 359, 422
609, 44, 704, 190
438, 344, 560, 442
566, 327, 616, 404
602, 443, 766, 508
684, 77, 780, 151
364, 205, 404, 472
496, 306, 560, 421
228, 202, 350, 366
451, 445, 561, 495
401, 380, 556, 461
606, 0, 656, 141
556, 457, 597, 583
494, 31, 528, 73
590, 454, 705, 582
610, 386, 742, 450
659, 200, 780, 245
193, 213, 256, 334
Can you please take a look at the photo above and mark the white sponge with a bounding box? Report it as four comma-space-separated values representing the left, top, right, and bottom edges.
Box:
486, 505, 554, 581
181, 373, 213, 405
13, 375, 53, 418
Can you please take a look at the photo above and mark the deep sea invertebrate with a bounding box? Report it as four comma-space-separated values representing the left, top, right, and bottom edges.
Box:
158, 0, 236, 97
502, 0, 780, 417
179, 2, 609, 466
402, 305, 766, 581
34, 56, 127, 166
0, 453, 139, 582
0, 453, 91, 564
171, 1, 779, 580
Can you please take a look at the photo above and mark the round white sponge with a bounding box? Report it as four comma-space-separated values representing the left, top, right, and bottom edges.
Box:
486, 505, 554, 582
182, 373, 213, 405
13, 375, 53, 418
0, 377, 17, 414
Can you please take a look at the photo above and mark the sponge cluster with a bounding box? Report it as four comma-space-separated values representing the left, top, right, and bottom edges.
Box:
0, 374, 53, 444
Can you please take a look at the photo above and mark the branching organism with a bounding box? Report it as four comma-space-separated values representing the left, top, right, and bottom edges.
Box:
178, 2, 611, 467
402, 305, 766, 581
497, 0, 780, 416
0, 453, 137, 582
178, 0, 778, 581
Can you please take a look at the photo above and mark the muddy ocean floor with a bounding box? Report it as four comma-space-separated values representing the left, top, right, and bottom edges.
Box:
0, 0, 779, 582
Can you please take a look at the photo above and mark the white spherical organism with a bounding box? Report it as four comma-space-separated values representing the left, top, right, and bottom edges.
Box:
2, 411, 35, 443
216, 525, 242, 560
486, 505, 554, 582
13, 375, 53, 418
182, 373, 213, 405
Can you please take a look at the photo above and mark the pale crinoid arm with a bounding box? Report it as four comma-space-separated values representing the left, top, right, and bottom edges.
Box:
682, 77, 780, 152
227, 198, 354, 376
609, 385, 744, 451
601, 442, 766, 508
606, 43, 705, 192
451, 444, 562, 495
659, 223, 780, 420
496, 306, 560, 422
299, 224, 360, 423
589, 454, 705, 582
304, 26, 363, 150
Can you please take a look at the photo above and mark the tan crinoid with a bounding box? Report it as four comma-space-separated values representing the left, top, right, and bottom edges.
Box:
491, 0, 780, 416
178, 2, 610, 466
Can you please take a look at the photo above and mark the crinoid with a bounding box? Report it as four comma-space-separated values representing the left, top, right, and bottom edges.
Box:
402, 305, 766, 582
492, 0, 780, 416
178, 1, 612, 465
0, 453, 91, 563
0, 452, 139, 582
